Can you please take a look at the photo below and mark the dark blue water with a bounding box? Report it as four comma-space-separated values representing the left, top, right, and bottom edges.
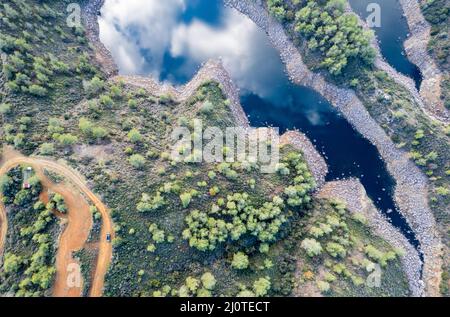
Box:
348, 0, 422, 89
99, 0, 419, 249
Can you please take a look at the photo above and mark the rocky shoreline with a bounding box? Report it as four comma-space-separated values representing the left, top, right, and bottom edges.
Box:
317, 179, 424, 296
82, 0, 118, 77
344, 2, 448, 124
225, 0, 442, 296
398, 0, 449, 122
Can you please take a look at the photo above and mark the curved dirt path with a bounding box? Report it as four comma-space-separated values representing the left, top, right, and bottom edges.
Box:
0, 148, 114, 297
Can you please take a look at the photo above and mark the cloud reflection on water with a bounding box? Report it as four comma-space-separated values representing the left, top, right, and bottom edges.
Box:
98, 0, 284, 100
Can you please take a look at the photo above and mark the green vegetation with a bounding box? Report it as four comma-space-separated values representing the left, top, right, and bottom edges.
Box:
0, 0, 421, 297
296, 200, 409, 296
267, 0, 376, 74
421, 0, 450, 294
0, 166, 59, 297
266, 0, 450, 297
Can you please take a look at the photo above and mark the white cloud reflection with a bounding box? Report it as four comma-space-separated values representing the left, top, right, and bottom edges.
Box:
98, 0, 283, 99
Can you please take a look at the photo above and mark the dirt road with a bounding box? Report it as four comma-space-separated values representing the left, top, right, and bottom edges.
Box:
0, 147, 114, 297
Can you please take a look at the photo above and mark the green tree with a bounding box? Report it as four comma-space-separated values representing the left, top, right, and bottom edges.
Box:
231, 252, 249, 270
201, 272, 216, 290
57, 134, 78, 146
3, 253, 22, 273
301, 238, 323, 257
39, 143, 55, 155
180, 192, 192, 208
253, 277, 271, 297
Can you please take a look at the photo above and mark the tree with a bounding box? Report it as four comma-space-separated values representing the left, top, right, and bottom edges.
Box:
51, 193, 67, 213
180, 192, 192, 208
231, 252, 249, 270
185, 277, 200, 293
0, 103, 12, 115
253, 277, 271, 297
301, 238, 323, 257
39, 143, 55, 155
201, 272, 216, 290
3, 253, 22, 273
14, 189, 32, 206
0, 175, 12, 196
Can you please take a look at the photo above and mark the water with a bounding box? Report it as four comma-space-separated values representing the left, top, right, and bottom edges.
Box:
98, 0, 419, 248
348, 0, 422, 89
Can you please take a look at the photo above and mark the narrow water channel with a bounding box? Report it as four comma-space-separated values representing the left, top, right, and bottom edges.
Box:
98, 0, 420, 249
348, 0, 422, 89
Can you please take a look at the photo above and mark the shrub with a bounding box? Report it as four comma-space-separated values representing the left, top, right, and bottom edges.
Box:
92, 127, 108, 140
325, 242, 347, 258
28, 84, 48, 97
128, 154, 146, 169
185, 277, 200, 292
127, 128, 143, 143
137, 192, 165, 212
84, 76, 104, 97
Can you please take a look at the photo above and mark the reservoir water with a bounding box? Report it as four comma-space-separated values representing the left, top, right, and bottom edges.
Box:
98, 0, 420, 248
348, 0, 422, 89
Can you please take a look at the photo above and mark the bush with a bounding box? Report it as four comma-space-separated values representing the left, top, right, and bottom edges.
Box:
128, 128, 143, 143
28, 84, 48, 97
57, 134, 78, 146
128, 154, 146, 169
92, 127, 108, 140
84, 76, 104, 97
